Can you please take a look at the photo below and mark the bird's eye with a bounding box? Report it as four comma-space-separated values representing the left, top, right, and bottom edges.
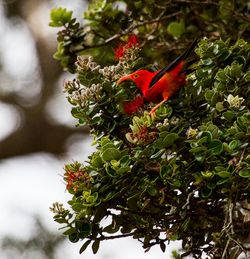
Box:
133, 74, 139, 78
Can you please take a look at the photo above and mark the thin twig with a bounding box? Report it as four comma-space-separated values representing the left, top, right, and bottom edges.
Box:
229, 199, 234, 235
99, 232, 133, 240
182, 190, 195, 209
230, 237, 247, 254
221, 239, 230, 259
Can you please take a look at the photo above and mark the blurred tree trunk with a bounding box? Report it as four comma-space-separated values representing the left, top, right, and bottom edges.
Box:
0, 0, 88, 159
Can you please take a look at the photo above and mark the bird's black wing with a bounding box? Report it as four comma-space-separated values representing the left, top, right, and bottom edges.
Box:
148, 39, 198, 89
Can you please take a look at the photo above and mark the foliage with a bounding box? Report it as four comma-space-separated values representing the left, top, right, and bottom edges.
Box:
50, 1, 250, 258
50, 0, 250, 72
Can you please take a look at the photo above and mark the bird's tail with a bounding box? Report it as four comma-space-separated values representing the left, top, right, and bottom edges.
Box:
181, 39, 199, 61
148, 39, 198, 88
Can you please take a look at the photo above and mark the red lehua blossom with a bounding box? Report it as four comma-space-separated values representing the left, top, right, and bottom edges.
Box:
64, 166, 93, 191
65, 170, 85, 190
114, 34, 139, 60
127, 34, 139, 48
114, 44, 125, 60
65, 171, 77, 190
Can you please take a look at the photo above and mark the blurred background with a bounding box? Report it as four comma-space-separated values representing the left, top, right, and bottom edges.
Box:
0, 0, 179, 258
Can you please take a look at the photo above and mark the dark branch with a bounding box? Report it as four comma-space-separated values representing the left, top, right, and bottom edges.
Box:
71, 11, 182, 54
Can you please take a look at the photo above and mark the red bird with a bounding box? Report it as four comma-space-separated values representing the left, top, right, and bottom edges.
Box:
117, 39, 198, 115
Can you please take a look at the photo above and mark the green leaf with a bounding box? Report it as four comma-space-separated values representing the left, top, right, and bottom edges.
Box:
202, 58, 213, 66
120, 155, 130, 167
154, 138, 165, 149
223, 111, 235, 121
72, 202, 83, 212
54, 218, 67, 224
216, 102, 225, 112
50, 8, 73, 27
103, 222, 120, 234
162, 133, 179, 148
215, 166, 226, 172
200, 131, 212, 143
101, 148, 121, 162
217, 171, 231, 178
190, 146, 207, 153
117, 166, 130, 174
91, 153, 104, 169
194, 153, 206, 162
205, 89, 214, 101
160, 242, 166, 252
208, 140, 223, 155
216, 178, 229, 185
69, 232, 79, 243
80, 240, 92, 254
140, 146, 155, 157
229, 62, 242, 78
207, 182, 216, 190
170, 179, 181, 187
76, 221, 92, 238
167, 20, 185, 38
101, 137, 111, 147
201, 171, 213, 178
63, 228, 77, 236
105, 166, 116, 177
200, 188, 212, 198
229, 140, 238, 150
147, 186, 158, 196
102, 143, 115, 150
243, 70, 250, 82
92, 240, 100, 254
91, 115, 102, 125
239, 168, 250, 178
160, 165, 171, 178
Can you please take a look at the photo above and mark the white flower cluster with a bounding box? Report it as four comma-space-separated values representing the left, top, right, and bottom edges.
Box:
156, 118, 170, 128
98, 63, 124, 80
75, 56, 100, 72
75, 46, 141, 82
227, 94, 244, 109
49, 202, 65, 215
64, 79, 101, 108
75, 55, 125, 81
122, 46, 140, 62
170, 116, 180, 125
63, 47, 141, 108
63, 79, 80, 92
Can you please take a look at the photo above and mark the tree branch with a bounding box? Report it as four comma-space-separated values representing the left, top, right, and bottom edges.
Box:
71, 11, 182, 54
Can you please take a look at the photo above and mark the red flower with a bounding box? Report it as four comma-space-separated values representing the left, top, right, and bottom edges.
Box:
114, 34, 139, 60
114, 45, 125, 60
127, 34, 139, 48
65, 171, 77, 190
64, 168, 92, 191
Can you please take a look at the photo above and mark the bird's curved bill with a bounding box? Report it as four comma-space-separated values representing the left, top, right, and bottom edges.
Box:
116, 74, 132, 85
